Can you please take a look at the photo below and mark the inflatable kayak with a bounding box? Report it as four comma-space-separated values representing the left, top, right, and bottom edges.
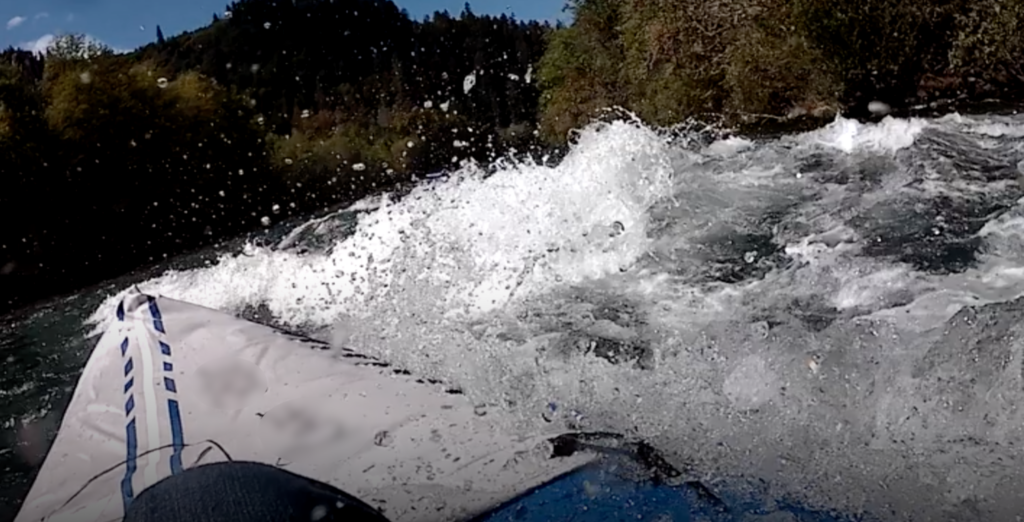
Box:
15, 291, 857, 522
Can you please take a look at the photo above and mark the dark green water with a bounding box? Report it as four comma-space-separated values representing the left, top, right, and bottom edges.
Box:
0, 210, 321, 522
0, 289, 108, 521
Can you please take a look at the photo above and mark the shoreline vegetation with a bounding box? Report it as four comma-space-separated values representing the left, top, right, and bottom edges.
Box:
2, 0, 1024, 315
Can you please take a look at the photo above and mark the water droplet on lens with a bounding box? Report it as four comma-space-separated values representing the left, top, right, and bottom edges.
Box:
610, 221, 625, 237
374, 430, 393, 447
310, 505, 328, 521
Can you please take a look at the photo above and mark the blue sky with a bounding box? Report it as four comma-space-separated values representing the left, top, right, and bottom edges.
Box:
0, 0, 567, 54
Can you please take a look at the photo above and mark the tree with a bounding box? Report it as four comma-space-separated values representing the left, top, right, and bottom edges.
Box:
536, 0, 626, 141
0, 0, 560, 313
46, 33, 112, 61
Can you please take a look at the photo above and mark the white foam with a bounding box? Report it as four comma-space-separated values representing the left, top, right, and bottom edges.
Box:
968, 122, 1024, 138
89, 119, 674, 332
958, 115, 1024, 138
705, 136, 754, 157
796, 115, 927, 154
832, 266, 913, 310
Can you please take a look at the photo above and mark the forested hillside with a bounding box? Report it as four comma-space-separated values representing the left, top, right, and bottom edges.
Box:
537, 0, 1024, 136
0, 0, 551, 313
3, 0, 1024, 313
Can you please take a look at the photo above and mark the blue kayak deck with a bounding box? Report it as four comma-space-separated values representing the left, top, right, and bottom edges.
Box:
475, 462, 860, 522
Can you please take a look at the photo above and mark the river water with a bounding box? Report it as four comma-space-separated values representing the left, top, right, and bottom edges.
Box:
6, 113, 1024, 521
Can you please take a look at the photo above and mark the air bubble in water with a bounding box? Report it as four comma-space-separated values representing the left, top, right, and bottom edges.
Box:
463, 72, 476, 94
352, 163, 366, 172
260, 216, 271, 227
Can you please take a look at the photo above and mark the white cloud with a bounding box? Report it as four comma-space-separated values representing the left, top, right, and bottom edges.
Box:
34, 12, 49, 20
7, 16, 26, 30
19, 33, 54, 54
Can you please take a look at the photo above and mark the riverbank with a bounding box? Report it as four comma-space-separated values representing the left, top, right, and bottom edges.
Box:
536, 0, 1024, 141
5, 0, 1024, 315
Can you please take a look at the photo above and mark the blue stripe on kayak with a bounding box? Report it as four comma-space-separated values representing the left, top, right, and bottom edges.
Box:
168, 399, 184, 475
121, 418, 137, 510
150, 297, 186, 476
120, 305, 138, 510
147, 296, 165, 333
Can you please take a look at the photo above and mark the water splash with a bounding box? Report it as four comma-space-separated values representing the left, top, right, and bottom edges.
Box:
86, 113, 1024, 520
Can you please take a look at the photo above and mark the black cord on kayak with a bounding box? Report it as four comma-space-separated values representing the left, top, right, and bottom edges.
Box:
48, 439, 234, 519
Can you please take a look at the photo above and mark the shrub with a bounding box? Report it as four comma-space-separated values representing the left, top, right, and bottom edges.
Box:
537, 0, 840, 133
39, 52, 273, 261
790, 0, 962, 99
617, 0, 755, 123
537, 0, 626, 142
724, 12, 842, 116
0, 62, 56, 264
949, 0, 1024, 87
535, 0, 1024, 136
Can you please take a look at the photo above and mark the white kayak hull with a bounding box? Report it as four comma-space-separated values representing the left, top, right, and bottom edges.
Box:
16, 292, 593, 522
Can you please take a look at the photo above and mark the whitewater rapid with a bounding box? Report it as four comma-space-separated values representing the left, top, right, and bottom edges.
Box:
90, 112, 1024, 520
